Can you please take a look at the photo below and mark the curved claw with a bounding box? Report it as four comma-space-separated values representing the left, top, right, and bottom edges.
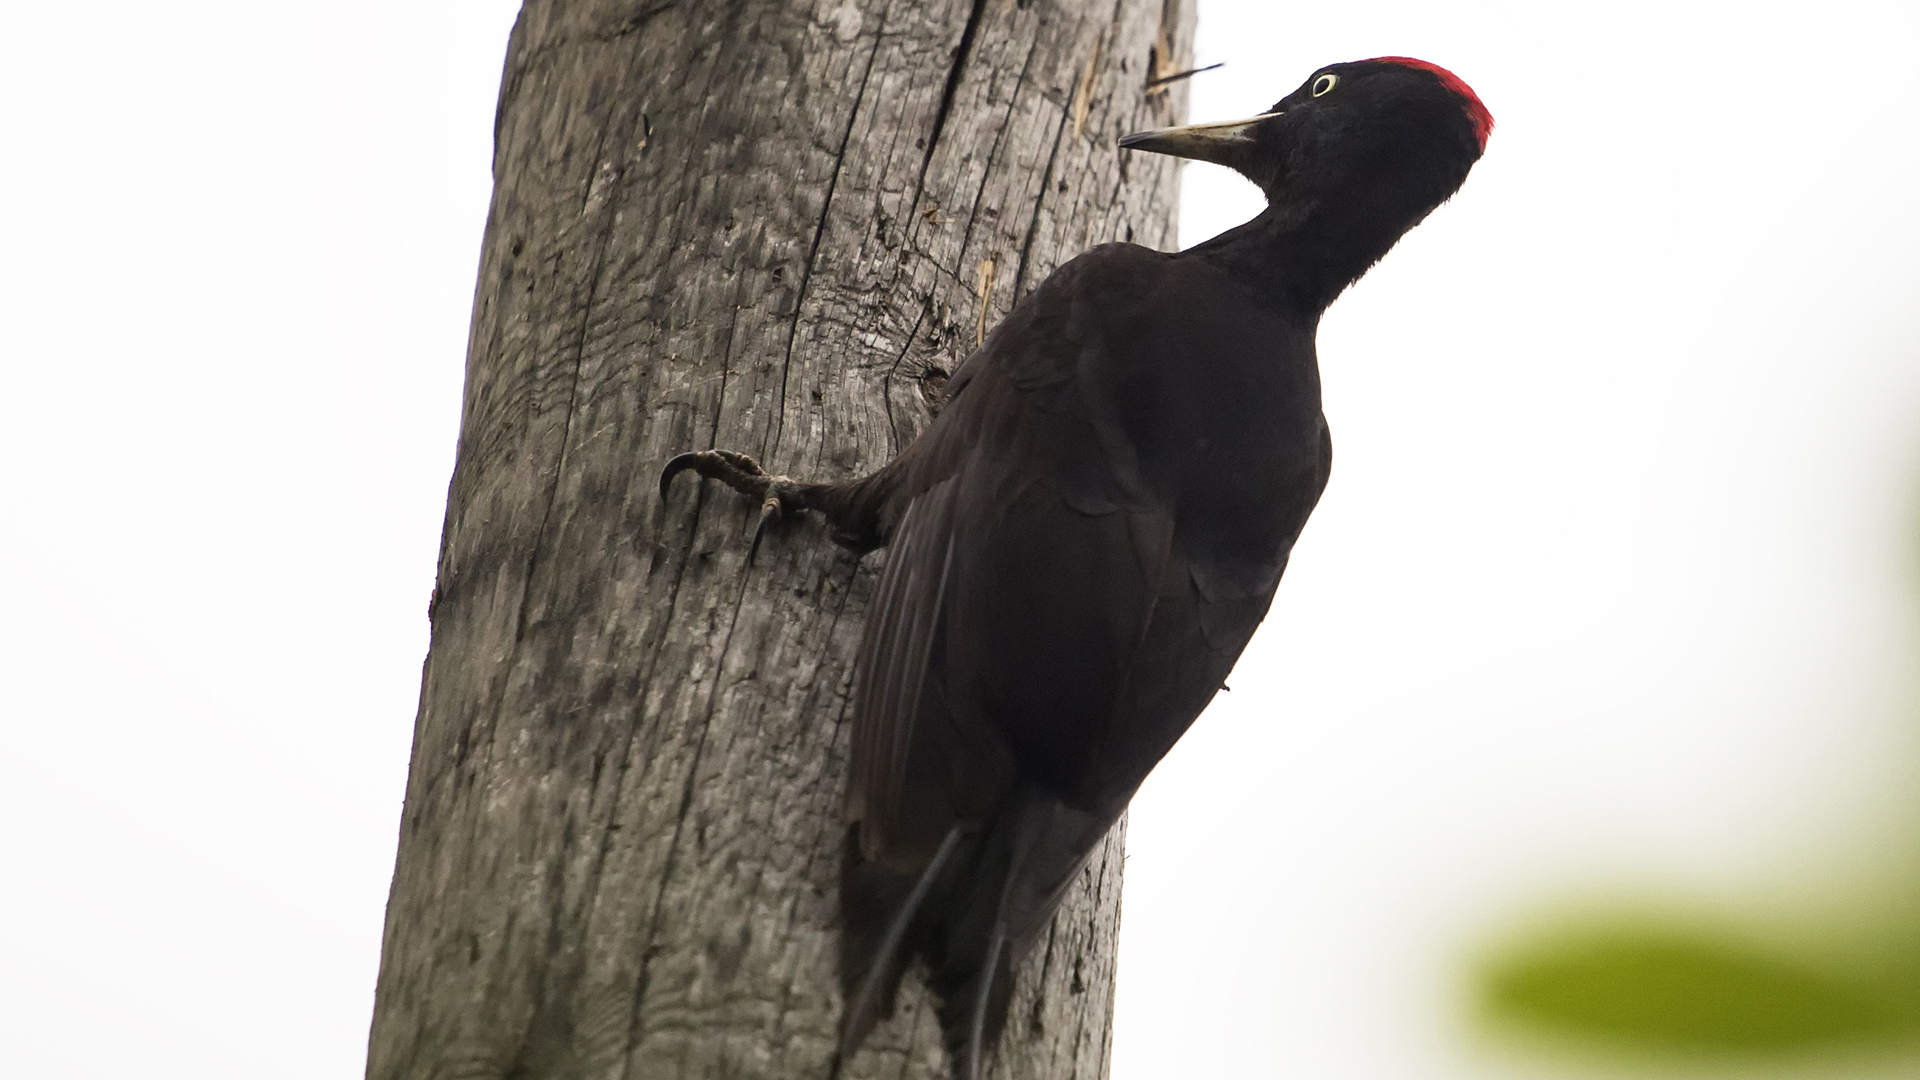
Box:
659, 448, 770, 502
746, 496, 784, 566
660, 448, 807, 566
658, 451, 707, 501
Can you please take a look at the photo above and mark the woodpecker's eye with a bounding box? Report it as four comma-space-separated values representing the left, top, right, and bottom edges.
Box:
1311, 73, 1338, 97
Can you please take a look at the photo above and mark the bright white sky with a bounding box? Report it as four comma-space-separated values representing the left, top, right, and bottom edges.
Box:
3, 3, 1918, 1079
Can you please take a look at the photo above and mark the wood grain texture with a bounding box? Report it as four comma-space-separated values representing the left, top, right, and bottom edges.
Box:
368, 1, 1192, 1076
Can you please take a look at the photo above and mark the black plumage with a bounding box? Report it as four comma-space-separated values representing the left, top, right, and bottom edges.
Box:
662, 56, 1491, 1079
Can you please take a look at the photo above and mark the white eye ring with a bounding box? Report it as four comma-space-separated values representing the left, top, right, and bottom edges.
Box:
1312, 73, 1338, 97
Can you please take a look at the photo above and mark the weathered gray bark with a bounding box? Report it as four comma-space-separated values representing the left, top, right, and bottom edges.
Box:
368, 1, 1192, 1076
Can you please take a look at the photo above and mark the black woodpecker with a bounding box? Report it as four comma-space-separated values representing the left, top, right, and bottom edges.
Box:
662, 55, 1492, 1080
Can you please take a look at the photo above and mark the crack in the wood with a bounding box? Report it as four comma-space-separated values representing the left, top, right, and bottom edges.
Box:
600, 1, 676, 40
921, 31, 1038, 371
911, 0, 992, 213
619, 298, 744, 795
705, 301, 744, 473
620, 561, 759, 1080
890, 17, 1039, 363
758, 567, 860, 1064
1009, 104, 1072, 303
761, 756, 836, 1055
950, 27, 1042, 259
771, 9, 890, 461
581, 124, 613, 217
735, 555, 859, 899
566, 309, 741, 1079
880, 298, 933, 454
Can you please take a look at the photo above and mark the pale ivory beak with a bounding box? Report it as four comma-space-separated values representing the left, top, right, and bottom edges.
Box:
1117, 112, 1281, 166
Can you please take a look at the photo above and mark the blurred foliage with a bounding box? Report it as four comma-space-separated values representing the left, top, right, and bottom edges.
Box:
1480, 921, 1920, 1057
1470, 483, 1920, 1067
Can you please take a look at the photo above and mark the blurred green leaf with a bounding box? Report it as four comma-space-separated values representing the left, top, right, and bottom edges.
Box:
1481, 924, 1920, 1056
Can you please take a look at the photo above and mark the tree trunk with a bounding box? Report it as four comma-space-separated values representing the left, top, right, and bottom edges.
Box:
367, 1, 1192, 1076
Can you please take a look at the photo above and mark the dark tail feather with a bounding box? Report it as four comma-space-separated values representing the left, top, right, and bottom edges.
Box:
837, 796, 1078, 1080
948, 925, 1014, 1080
930, 802, 1046, 1080
834, 823, 970, 1077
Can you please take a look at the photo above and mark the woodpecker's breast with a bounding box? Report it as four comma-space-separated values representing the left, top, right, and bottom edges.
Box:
1094, 261, 1331, 598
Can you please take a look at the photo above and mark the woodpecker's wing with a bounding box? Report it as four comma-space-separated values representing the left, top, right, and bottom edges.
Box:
838, 248, 1194, 1063
846, 245, 1190, 864
843, 471, 969, 866
838, 250, 1190, 1069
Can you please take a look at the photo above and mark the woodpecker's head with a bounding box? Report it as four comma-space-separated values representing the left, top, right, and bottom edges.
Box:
1122, 57, 1491, 213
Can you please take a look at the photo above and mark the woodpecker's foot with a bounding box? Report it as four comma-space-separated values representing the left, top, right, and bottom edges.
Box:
659, 449, 809, 563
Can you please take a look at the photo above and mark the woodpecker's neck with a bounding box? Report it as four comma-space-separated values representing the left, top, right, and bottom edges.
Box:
1187, 185, 1436, 315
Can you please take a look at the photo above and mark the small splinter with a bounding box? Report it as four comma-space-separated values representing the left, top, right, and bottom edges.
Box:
1145, 61, 1223, 89
974, 256, 998, 346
